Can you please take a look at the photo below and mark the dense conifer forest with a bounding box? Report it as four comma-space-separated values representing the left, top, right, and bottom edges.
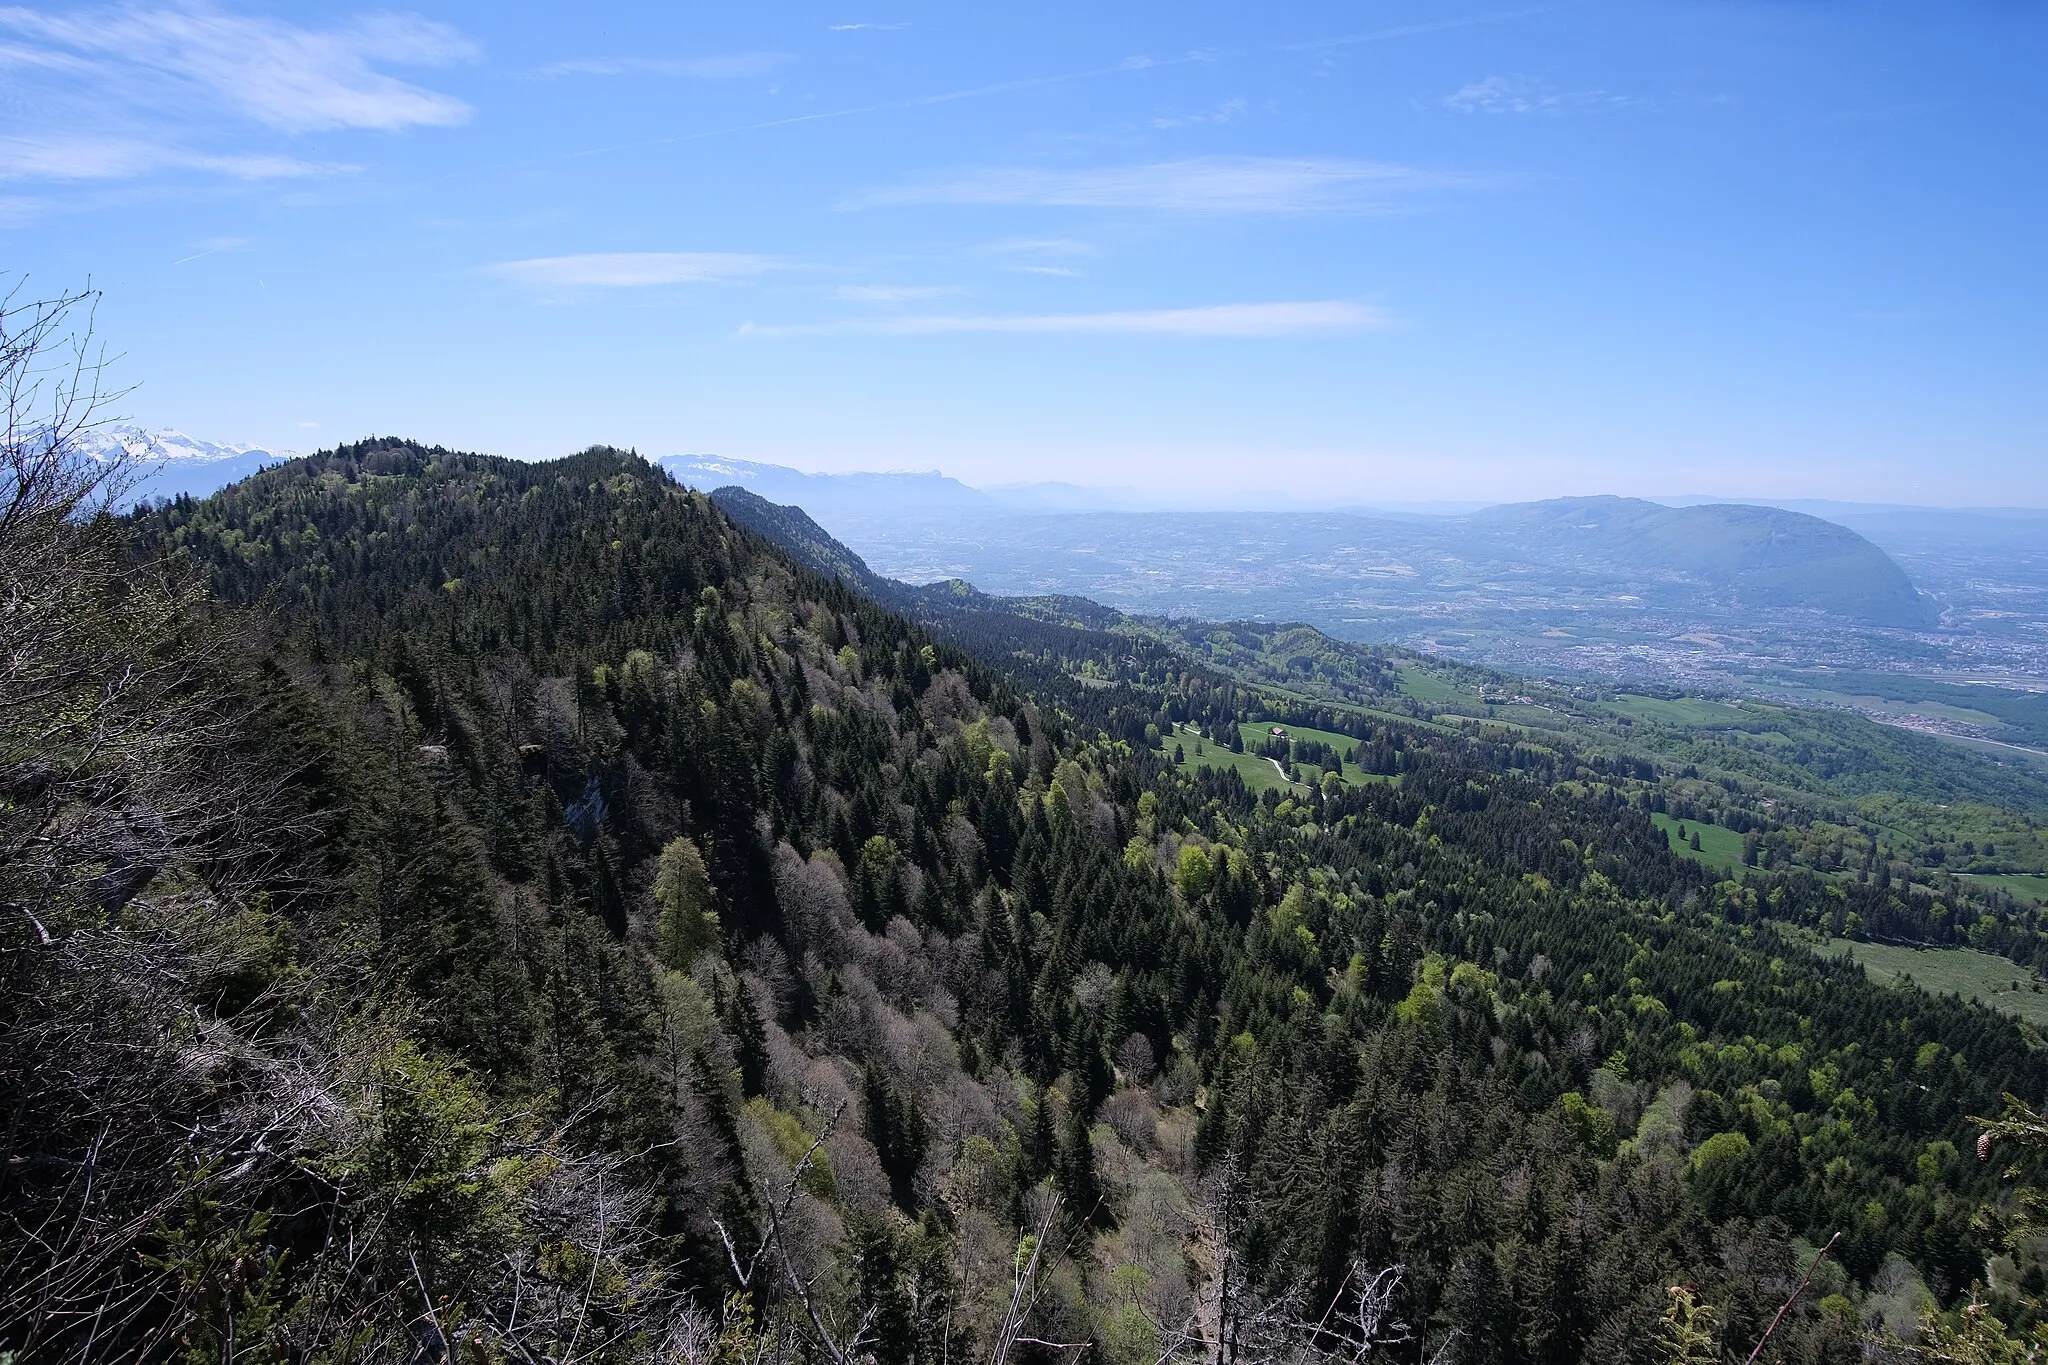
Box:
14, 417, 2048, 1360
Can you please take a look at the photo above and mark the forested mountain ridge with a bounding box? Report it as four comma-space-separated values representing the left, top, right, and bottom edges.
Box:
709, 484, 2048, 915
710, 483, 1135, 637
10, 436, 2048, 1362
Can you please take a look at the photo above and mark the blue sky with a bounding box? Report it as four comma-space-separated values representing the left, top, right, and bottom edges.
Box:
5, 1, 2044, 504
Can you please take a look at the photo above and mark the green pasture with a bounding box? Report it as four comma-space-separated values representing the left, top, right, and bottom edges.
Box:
1652, 812, 1747, 872
1928, 732, 2048, 775
1165, 721, 1407, 794
1168, 727, 1303, 794
1610, 695, 1750, 728
1235, 721, 1403, 788
1398, 666, 1480, 707
1825, 938, 2048, 1027
1963, 872, 2048, 905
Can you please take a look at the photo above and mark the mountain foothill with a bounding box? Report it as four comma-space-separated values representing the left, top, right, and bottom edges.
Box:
13, 436, 2048, 1364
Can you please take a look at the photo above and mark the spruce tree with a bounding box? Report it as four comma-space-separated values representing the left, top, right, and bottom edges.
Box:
1057, 1102, 1104, 1227
654, 836, 718, 968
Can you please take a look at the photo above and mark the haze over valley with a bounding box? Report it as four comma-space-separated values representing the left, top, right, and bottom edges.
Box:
682, 458, 2048, 745
14, 1, 2048, 1359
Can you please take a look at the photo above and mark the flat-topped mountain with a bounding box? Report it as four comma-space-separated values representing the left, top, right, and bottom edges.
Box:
784, 497, 1934, 630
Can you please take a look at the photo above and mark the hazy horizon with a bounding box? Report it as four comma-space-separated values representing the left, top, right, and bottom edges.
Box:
95, 424, 2048, 516
12, 1, 2046, 503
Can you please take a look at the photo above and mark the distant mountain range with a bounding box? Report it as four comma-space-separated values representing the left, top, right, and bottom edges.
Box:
672, 457, 1935, 631
77, 425, 295, 503
98, 437, 2048, 683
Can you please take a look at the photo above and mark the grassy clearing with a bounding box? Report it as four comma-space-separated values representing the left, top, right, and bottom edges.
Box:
1398, 666, 1479, 707
1824, 938, 2048, 1027
1963, 872, 2048, 905
1610, 695, 1750, 727
1234, 722, 1400, 789
1164, 722, 1406, 794
1651, 812, 1747, 872
1167, 727, 1302, 794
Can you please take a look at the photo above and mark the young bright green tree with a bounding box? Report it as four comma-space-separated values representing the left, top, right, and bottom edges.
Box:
654, 835, 718, 968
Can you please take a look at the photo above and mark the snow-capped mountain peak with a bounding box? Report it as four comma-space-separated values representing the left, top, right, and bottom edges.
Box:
67, 424, 298, 503
74, 423, 296, 468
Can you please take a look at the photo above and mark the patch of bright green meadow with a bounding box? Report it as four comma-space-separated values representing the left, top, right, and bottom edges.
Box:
1234, 721, 1399, 788
1825, 938, 2048, 1027
1962, 873, 2048, 905
1652, 812, 1747, 872
1164, 721, 1407, 794
1168, 727, 1303, 794
1610, 695, 1751, 728
1398, 666, 1479, 707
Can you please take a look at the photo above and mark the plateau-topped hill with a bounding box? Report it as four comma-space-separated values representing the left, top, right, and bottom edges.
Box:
1469, 496, 1935, 626
660, 453, 992, 518
826, 499, 1933, 629
647, 462, 1940, 655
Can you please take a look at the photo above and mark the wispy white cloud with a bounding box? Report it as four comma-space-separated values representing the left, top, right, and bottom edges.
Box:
0, 2, 475, 132
847, 156, 1463, 214
827, 22, 910, 31
834, 284, 963, 303
536, 53, 790, 80
745, 301, 1390, 339
0, 134, 340, 181
1444, 75, 1632, 115
484, 252, 785, 288
0, 35, 89, 71
1006, 265, 1083, 277
0, 2, 471, 187
978, 237, 1098, 259
1151, 97, 1247, 131
1285, 9, 1557, 53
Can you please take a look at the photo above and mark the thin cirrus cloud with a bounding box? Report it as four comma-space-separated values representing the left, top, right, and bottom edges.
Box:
483, 253, 786, 289
974, 238, 1095, 277
536, 53, 791, 80
0, 1, 472, 185
0, 134, 338, 181
845, 156, 1463, 214
1444, 75, 1632, 115
744, 301, 1390, 339
833, 284, 963, 303
0, 3, 476, 133
975, 237, 1098, 259
1151, 97, 1248, 131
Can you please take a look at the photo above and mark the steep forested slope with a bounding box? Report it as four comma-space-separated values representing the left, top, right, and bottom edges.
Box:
8, 438, 2048, 1363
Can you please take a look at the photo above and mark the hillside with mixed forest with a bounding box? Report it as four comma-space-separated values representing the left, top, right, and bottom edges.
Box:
15, 431, 2048, 1363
